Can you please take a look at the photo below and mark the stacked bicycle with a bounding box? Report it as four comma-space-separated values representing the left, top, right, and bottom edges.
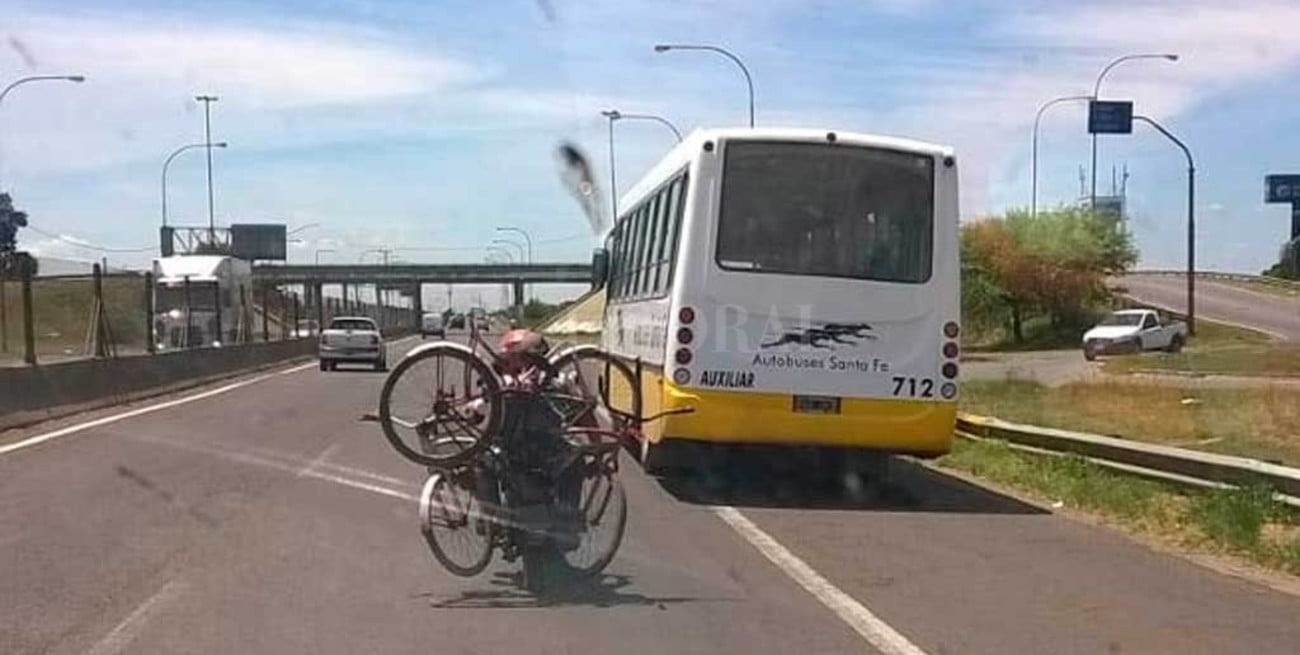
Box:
375, 321, 649, 592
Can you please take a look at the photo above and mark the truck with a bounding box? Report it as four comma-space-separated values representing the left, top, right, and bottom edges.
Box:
152, 255, 252, 350
318, 316, 387, 371
1081, 309, 1187, 360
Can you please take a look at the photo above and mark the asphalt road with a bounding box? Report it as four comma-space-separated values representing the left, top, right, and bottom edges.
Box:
1118, 274, 1300, 340
2, 335, 1298, 654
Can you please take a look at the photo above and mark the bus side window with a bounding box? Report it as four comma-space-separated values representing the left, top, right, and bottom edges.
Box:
641, 193, 662, 297
649, 186, 670, 294
663, 174, 687, 291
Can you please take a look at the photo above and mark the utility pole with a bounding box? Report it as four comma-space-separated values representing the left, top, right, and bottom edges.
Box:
195, 95, 219, 242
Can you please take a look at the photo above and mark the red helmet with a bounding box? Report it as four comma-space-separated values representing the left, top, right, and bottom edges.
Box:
497, 329, 549, 375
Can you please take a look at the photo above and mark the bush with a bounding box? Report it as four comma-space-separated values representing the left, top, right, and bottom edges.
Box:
962, 205, 1137, 346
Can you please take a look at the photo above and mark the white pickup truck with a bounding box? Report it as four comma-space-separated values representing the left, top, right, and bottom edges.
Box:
1082, 309, 1187, 360
318, 316, 387, 371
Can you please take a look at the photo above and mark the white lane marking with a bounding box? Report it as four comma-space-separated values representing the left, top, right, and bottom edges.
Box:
300, 467, 417, 502
85, 579, 187, 655
128, 432, 418, 502
297, 443, 342, 477
713, 506, 929, 655
0, 362, 317, 458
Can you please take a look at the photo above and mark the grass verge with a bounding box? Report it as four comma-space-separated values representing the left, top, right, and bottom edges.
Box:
937, 437, 1300, 576
961, 378, 1300, 466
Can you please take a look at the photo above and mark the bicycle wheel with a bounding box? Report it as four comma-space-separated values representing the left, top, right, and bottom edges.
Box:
560, 467, 627, 576
379, 343, 503, 468
419, 471, 495, 577
547, 346, 641, 432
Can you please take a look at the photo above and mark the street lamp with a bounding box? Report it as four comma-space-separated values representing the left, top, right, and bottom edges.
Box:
603, 110, 683, 142
486, 247, 514, 264
1089, 53, 1178, 208
491, 238, 526, 263
654, 44, 754, 127
1031, 95, 1090, 219
287, 223, 320, 237
495, 226, 533, 264
600, 110, 621, 221
1133, 114, 1197, 337
162, 142, 227, 227
0, 74, 86, 189
194, 94, 220, 237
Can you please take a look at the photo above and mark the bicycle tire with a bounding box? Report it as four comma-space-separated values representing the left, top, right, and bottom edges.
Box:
419, 472, 495, 577
547, 345, 642, 433
379, 343, 503, 468
561, 472, 627, 577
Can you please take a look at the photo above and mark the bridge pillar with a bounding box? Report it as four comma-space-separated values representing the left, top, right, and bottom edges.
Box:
512, 279, 525, 313
313, 281, 324, 335
412, 283, 423, 332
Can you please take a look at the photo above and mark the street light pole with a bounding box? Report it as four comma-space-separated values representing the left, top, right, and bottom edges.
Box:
1032, 95, 1091, 218
194, 95, 219, 240
162, 142, 227, 227
495, 226, 533, 265
1090, 53, 1178, 209
654, 44, 754, 127
491, 238, 526, 264
0, 74, 86, 189
601, 110, 619, 221
1133, 114, 1196, 336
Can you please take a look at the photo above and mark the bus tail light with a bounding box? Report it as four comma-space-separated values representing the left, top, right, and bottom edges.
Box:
940, 382, 957, 399
678, 307, 695, 325
942, 362, 958, 379
943, 321, 960, 339
674, 348, 693, 365
672, 368, 691, 385
676, 327, 694, 345
943, 342, 959, 359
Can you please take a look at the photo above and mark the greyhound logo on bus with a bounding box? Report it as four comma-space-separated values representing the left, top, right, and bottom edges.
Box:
760, 322, 877, 350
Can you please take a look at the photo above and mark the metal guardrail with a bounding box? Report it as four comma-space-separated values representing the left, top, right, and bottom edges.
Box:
956, 413, 1300, 506
1129, 270, 1300, 291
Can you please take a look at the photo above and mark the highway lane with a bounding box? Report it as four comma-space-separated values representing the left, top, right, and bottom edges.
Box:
1, 337, 1298, 654
1118, 274, 1300, 340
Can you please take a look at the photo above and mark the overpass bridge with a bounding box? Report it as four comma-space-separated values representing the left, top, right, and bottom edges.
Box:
252, 262, 595, 326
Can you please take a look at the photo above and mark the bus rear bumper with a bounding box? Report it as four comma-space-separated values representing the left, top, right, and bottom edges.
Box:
657, 382, 955, 457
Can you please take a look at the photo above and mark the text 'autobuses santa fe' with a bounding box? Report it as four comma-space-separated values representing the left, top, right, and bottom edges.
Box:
594, 127, 960, 470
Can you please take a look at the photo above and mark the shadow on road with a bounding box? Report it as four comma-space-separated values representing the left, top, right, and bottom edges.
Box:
656, 453, 1044, 516
419, 571, 718, 609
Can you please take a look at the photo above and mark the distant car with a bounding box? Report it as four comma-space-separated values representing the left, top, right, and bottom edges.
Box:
318, 316, 386, 371
447, 313, 466, 330
475, 315, 490, 333
421, 312, 446, 339
1082, 309, 1187, 361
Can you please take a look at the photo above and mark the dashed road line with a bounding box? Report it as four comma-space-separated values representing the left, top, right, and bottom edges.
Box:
85, 579, 187, 655
713, 506, 929, 655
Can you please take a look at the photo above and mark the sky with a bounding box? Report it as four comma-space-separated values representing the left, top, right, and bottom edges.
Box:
3, 0, 1299, 306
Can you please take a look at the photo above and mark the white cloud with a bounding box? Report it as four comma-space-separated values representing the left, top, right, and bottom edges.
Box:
0, 12, 480, 180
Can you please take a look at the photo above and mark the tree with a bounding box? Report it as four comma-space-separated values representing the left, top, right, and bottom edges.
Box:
962, 206, 1138, 344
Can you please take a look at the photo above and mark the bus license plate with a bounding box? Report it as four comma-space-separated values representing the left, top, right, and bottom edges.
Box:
793, 395, 840, 414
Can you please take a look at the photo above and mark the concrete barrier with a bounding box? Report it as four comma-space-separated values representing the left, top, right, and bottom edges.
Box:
0, 339, 318, 432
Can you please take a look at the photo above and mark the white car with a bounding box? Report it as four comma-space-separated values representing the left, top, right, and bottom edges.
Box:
1082, 309, 1187, 361
420, 312, 446, 339
319, 316, 387, 371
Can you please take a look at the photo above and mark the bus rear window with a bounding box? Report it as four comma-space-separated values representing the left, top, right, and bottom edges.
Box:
716, 141, 934, 283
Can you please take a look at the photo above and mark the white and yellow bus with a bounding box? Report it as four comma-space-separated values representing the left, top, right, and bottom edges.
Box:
598, 127, 960, 472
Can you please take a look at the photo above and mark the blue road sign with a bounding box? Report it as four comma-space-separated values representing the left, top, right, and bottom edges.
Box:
1088, 100, 1134, 135
1265, 174, 1300, 203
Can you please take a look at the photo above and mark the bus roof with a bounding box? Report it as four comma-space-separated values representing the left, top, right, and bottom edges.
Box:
615, 127, 955, 223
